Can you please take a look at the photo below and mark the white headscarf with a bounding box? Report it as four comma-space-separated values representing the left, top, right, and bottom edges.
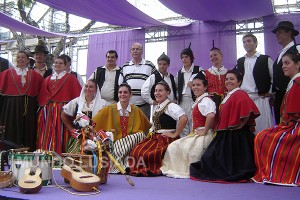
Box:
77, 80, 103, 117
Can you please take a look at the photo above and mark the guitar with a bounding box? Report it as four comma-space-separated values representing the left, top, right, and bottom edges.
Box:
18, 152, 42, 194
61, 157, 100, 192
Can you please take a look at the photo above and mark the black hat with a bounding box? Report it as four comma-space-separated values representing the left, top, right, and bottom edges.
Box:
272, 21, 299, 36
180, 42, 194, 63
157, 52, 170, 64
33, 45, 49, 54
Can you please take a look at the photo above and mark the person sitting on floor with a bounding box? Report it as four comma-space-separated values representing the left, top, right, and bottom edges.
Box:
161, 71, 216, 178
252, 48, 300, 186
190, 69, 260, 182
92, 83, 151, 173
61, 79, 109, 153
129, 81, 188, 176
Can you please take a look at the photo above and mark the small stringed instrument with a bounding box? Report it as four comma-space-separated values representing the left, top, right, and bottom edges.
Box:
18, 152, 42, 194
61, 157, 100, 192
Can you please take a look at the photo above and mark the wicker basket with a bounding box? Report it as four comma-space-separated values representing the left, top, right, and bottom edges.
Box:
61, 152, 110, 184
0, 171, 14, 188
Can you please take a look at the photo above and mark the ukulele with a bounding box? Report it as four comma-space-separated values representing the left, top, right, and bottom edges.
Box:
18, 152, 42, 194
61, 157, 100, 192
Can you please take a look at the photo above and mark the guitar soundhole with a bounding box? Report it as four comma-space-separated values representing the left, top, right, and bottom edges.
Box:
24, 180, 36, 183
79, 175, 93, 179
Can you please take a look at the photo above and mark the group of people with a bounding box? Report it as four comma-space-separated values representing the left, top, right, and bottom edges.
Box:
0, 20, 299, 187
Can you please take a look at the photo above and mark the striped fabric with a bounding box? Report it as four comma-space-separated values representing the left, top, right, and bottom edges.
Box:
109, 132, 145, 173
252, 121, 300, 186
37, 102, 69, 154
129, 134, 177, 176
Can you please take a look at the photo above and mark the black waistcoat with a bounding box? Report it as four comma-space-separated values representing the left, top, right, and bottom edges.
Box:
236, 55, 271, 94
177, 65, 200, 104
95, 67, 121, 102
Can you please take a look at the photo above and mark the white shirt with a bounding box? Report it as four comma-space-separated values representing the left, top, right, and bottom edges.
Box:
222, 88, 240, 104
50, 70, 67, 80
63, 97, 109, 117
14, 66, 28, 86
120, 59, 156, 105
193, 93, 216, 116
277, 41, 300, 64
116, 102, 132, 116
176, 64, 203, 97
141, 72, 175, 104
155, 99, 185, 121
240, 52, 273, 95
190, 66, 227, 80
89, 65, 120, 104
14, 66, 28, 76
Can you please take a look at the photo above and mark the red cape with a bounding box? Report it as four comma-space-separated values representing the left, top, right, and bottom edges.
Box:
38, 73, 81, 106
0, 68, 43, 96
281, 76, 300, 122
216, 90, 260, 131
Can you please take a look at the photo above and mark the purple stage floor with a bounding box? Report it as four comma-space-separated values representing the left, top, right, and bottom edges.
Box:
1, 169, 299, 200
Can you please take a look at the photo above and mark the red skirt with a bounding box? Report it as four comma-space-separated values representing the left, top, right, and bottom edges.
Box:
37, 102, 69, 154
129, 134, 177, 176
252, 121, 300, 186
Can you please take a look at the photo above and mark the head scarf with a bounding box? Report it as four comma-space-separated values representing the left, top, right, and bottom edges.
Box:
77, 80, 103, 117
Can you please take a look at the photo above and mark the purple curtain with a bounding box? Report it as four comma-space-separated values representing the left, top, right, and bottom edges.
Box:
36, 0, 163, 27
159, 0, 273, 22
0, 11, 69, 37
86, 29, 145, 77
167, 21, 237, 75
263, 13, 300, 61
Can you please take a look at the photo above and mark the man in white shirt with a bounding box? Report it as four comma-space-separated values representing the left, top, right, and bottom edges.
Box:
176, 46, 203, 137
120, 43, 157, 119
235, 33, 274, 133
271, 21, 300, 124
141, 52, 177, 106
89, 50, 121, 104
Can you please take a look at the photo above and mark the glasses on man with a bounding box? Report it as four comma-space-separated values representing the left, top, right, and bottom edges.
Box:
131, 48, 142, 52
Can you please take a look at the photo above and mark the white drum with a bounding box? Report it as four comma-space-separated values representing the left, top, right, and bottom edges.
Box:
8, 152, 53, 186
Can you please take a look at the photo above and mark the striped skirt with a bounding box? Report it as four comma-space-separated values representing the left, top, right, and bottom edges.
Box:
37, 102, 69, 154
109, 132, 145, 173
252, 121, 300, 186
129, 134, 178, 176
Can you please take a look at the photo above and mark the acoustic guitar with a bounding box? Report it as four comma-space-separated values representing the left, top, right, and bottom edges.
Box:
18, 152, 42, 194
61, 157, 100, 192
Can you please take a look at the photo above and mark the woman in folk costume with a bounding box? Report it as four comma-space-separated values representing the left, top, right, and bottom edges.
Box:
36, 55, 81, 154
161, 71, 216, 178
190, 70, 260, 182
205, 47, 228, 109
129, 81, 188, 176
252, 48, 300, 186
92, 83, 151, 173
0, 51, 43, 150
61, 79, 109, 153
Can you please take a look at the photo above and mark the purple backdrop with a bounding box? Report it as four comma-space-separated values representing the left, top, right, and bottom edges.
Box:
167, 21, 237, 75
86, 29, 145, 77
263, 13, 300, 61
